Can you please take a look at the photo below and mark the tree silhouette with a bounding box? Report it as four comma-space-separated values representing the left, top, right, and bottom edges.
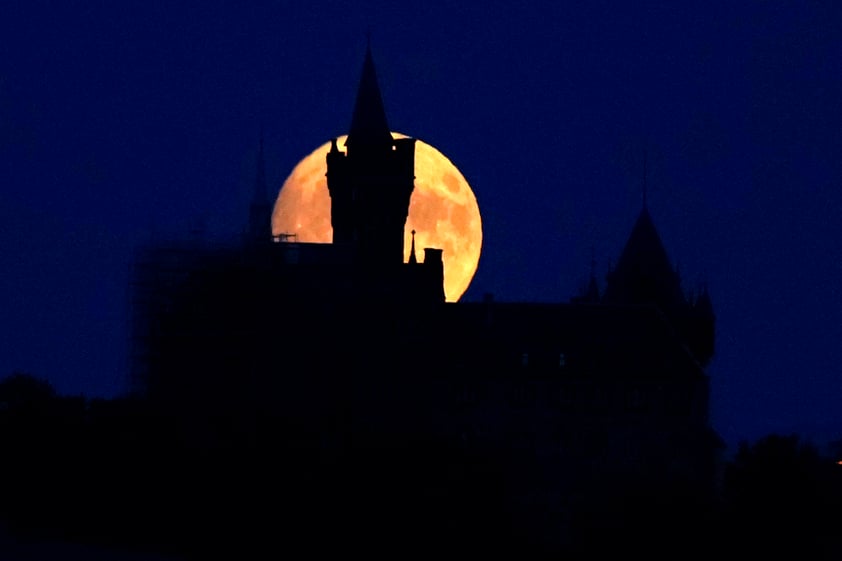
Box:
0, 371, 56, 411
721, 433, 842, 559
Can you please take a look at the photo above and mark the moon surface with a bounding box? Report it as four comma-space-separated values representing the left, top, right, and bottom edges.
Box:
272, 133, 482, 302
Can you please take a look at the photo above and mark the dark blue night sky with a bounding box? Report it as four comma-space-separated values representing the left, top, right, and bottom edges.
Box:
2, 1, 841, 452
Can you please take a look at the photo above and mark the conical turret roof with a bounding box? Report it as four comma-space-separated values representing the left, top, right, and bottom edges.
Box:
615, 208, 672, 279
603, 207, 686, 309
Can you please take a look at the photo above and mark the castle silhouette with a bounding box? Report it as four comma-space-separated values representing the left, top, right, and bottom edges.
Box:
128, 43, 722, 556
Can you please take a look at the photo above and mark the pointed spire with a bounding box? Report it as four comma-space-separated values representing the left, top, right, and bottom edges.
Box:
345, 39, 393, 148
408, 229, 418, 264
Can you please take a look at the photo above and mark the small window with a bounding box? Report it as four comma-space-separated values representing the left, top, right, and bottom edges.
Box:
521, 352, 529, 367
559, 353, 566, 367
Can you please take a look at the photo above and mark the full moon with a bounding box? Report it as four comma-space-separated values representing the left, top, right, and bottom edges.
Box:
272, 133, 482, 302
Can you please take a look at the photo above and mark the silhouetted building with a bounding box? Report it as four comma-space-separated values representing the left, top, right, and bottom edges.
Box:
128, 43, 721, 555
327, 45, 417, 267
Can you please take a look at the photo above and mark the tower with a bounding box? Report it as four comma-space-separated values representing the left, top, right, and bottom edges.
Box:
247, 128, 273, 243
326, 43, 416, 266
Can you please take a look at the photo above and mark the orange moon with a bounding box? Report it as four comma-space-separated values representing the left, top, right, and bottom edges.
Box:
272, 133, 482, 302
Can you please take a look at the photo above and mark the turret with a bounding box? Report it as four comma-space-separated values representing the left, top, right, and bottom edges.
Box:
326, 43, 416, 266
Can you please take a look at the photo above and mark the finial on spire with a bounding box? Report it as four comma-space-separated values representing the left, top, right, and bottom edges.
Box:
408, 229, 418, 264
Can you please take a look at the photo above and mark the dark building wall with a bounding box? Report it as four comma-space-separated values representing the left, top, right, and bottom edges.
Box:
126, 235, 721, 556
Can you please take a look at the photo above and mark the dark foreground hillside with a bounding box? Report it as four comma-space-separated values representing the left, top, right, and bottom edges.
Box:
1, 374, 842, 560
